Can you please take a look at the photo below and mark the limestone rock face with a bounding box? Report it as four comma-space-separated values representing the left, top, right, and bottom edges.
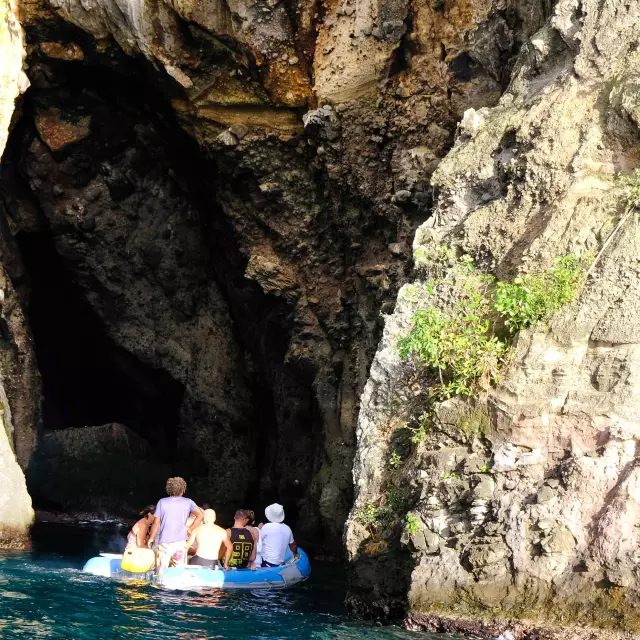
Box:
0, 0, 29, 154
346, 0, 640, 632
0, 0, 37, 548
0, 412, 33, 548
0, 0, 548, 556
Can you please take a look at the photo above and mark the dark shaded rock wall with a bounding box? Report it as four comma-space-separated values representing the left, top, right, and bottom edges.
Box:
0, 0, 548, 552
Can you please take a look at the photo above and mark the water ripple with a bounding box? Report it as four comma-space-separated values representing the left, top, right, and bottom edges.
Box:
0, 525, 462, 640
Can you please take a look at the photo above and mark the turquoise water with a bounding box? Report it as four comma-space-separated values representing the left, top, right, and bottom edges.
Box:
0, 523, 461, 640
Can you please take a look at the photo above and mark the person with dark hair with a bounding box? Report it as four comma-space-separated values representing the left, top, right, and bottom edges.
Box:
226, 509, 258, 570
125, 505, 155, 550
148, 477, 203, 575
244, 510, 262, 568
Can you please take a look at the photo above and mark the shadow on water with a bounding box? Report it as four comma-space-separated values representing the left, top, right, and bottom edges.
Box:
0, 523, 463, 640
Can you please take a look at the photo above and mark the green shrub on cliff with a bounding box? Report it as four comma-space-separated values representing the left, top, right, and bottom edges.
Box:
355, 488, 407, 531
389, 450, 402, 469
398, 305, 504, 398
404, 513, 420, 536
409, 411, 431, 444
399, 251, 586, 400
398, 265, 505, 399
493, 256, 585, 331
354, 502, 380, 528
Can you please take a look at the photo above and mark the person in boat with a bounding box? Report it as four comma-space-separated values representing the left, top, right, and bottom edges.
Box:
125, 505, 155, 550
259, 503, 298, 567
186, 503, 210, 560
244, 510, 263, 569
187, 509, 232, 570
226, 509, 258, 570
148, 477, 203, 575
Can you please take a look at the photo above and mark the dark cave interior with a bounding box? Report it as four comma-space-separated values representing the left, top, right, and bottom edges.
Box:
0, 41, 323, 541
16, 230, 186, 451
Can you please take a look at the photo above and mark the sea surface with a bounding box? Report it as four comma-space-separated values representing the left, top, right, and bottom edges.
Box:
0, 522, 463, 640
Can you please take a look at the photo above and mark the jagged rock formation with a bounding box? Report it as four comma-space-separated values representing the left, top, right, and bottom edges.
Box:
5, 0, 640, 632
346, 0, 640, 634
28, 423, 169, 514
0, 0, 36, 548
0, 0, 548, 552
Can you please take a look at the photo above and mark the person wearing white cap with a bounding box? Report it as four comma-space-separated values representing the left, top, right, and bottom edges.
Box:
259, 503, 298, 567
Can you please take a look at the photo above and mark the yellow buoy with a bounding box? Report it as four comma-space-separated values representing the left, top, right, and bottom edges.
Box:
121, 547, 156, 573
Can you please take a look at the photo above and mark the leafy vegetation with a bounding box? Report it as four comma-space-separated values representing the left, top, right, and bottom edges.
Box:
404, 513, 420, 536
586, 169, 640, 276
408, 411, 431, 445
389, 450, 402, 469
620, 168, 640, 206
398, 294, 505, 399
354, 501, 380, 528
493, 256, 585, 331
398, 251, 586, 401
354, 488, 407, 531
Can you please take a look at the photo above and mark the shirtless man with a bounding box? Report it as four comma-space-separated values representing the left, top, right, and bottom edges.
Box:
187, 509, 232, 570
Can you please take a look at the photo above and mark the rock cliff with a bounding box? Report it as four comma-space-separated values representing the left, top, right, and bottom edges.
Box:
5, 0, 640, 633
0, 0, 547, 554
0, 0, 36, 548
346, 0, 640, 635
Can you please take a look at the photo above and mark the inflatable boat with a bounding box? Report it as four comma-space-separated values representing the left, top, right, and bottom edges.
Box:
82, 548, 311, 591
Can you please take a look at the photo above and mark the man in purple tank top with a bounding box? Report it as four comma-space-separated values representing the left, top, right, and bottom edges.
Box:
148, 477, 203, 575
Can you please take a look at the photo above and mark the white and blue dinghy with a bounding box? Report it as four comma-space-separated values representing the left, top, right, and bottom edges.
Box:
83, 548, 311, 591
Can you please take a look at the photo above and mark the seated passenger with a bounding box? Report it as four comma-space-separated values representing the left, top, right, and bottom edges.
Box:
244, 510, 262, 569
187, 509, 232, 570
125, 505, 155, 550
227, 510, 258, 570
186, 504, 208, 558
260, 503, 298, 567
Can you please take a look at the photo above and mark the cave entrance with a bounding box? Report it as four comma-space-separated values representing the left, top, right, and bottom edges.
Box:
3, 41, 325, 541
17, 230, 185, 455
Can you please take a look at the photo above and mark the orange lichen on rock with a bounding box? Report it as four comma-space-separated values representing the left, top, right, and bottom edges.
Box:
263, 61, 313, 108
195, 105, 303, 135
39, 41, 84, 61
34, 108, 91, 152
412, 0, 493, 62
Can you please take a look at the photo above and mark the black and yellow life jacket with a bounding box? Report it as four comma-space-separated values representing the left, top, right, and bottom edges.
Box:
227, 527, 254, 568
